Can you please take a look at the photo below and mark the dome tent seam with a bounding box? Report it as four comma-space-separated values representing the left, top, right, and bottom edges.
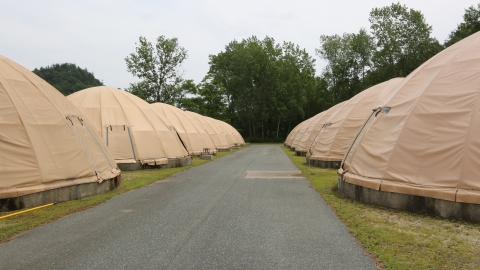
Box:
0, 74, 45, 188
382, 35, 480, 187
1, 58, 102, 182
108, 87, 139, 160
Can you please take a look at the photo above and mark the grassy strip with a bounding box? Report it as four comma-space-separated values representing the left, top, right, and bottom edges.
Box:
282, 146, 480, 270
0, 148, 245, 243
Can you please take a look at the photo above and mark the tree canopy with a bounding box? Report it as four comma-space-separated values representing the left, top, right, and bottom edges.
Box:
368, 3, 442, 84
33, 63, 103, 96
317, 3, 443, 106
445, 4, 480, 47
316, 29, 375, 104
122, 2, 478, 142
125, 35, 188, 106
206, 36, 319, 140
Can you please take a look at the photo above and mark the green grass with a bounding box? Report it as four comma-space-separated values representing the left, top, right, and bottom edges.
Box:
0, 148, 245, 243
282, 146, 480, 270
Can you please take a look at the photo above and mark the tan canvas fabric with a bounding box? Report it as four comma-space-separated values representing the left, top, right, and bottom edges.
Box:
296, 101, 347, 154
309, 78, 403, 161
285, 119, 308, 147
209, 118, 236, 146
341, 32, 480, 204
0, 55, 119, 199
222, 121, 245, 145
68, 87, 188, 165
150, 103, 217, 155
284, 124, 299, 147
211, 118, 244, 146
186, 111, 231, 150
290, 117, 315, 149
295, 112, 326, 153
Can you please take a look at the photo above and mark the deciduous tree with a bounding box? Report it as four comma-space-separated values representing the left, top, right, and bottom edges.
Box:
33, 63, 103, 96
444, 4, 480, 47
368, 3, 442, 83
125, 36, 188, 105
208, 36, 316, 141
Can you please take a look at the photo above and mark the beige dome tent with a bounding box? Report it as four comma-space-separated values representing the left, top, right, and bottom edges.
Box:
308, 78, 403, 167
211, 118, 244, 146
289, 117, 315, 151
209, 117, 236, 147
0, 55, 120, 209
68, 87, 189, 170
338, 32, 480, 222
285, 119, 309, 148
295, 101, 347, 156
185, 111, 231, 151
293, 111, 326, 155
150, 103, 217, 155
221, 121, 245, 146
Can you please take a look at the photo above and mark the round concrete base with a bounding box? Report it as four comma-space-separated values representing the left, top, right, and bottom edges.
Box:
337, 173, 480, 223
0, 176, 121, 212
117, 156, 192, 171
295, 151, 307, 157
306, 156, 341, 169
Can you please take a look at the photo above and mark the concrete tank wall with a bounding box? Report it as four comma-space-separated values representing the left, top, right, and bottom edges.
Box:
1, 176, 121, 212
337, 173, 480, 223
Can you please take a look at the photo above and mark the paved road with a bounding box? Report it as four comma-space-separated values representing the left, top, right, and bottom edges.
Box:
0, 145, 375, 269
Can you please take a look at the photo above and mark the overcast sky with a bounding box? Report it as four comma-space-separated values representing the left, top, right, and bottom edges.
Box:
1, 0, 478, 89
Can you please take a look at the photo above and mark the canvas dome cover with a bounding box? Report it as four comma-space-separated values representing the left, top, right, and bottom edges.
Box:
309, 78, 403, 161
296, 101, 347, 154
209, 117, 235, 147
222, 121, 245, 145
0, 55, 119, 199
294, 111, 326, 153
290, 117, 315, 149
186, 111, 230, 150
340, 32, 480, 204
150, 103, 217, 155
68, 87, 188, 166
211, 118, 244, 146
285, 119, 309, 147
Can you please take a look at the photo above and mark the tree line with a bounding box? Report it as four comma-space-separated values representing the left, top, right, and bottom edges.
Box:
34, 3, 480, 142
33, 63, 103, 95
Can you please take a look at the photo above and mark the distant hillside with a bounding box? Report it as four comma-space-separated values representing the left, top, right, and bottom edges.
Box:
33, 63, 103, 96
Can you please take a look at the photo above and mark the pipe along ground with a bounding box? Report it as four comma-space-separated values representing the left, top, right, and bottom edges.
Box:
0, 202, 56, 220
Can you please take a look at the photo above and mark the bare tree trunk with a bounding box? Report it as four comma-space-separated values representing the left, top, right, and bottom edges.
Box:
277, 119, 280, 138
252, 120, 256, 138
261, 120, 264, 142
248, 120, 253, 137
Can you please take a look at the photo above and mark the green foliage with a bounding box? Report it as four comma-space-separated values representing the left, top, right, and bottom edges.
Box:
179, 76, 227, 119
208, 36, 317, 141
445, 4, 480, 47
317, 28, 375, 104
125, 36, 188, 106
32, 63, 103, 96
368, 2, 442, 84
316, 3, 443, 105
